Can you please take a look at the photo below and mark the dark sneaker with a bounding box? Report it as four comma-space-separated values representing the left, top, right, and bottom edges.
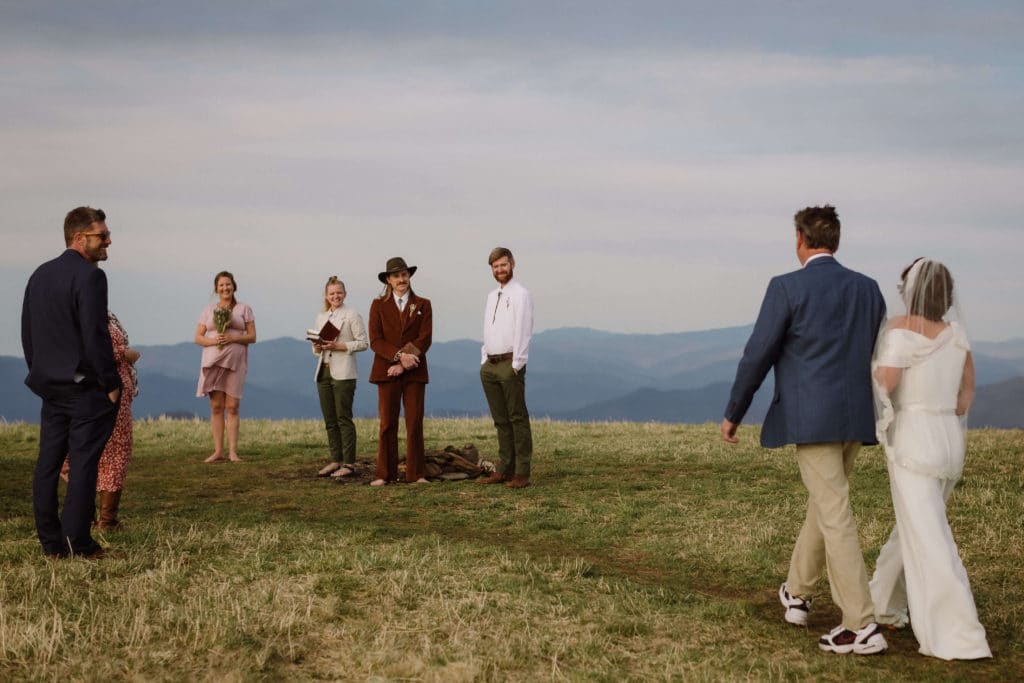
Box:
779, 582, 811, 626
818, 623, 888, 655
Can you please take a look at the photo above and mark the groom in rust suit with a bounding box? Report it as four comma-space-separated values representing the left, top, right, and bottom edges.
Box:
368, 257, 433, 486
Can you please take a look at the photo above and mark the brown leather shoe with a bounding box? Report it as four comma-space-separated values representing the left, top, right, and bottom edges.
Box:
478, 472, 510, 484
505, 475, 531, 489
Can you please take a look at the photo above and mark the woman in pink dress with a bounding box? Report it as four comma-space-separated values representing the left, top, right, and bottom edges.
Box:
195, 271, 256, 462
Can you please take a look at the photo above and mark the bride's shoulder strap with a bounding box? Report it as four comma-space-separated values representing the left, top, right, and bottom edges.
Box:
950, 321, 971, 351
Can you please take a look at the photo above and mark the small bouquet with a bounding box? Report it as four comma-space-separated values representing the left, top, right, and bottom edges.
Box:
213, 307, 232, 347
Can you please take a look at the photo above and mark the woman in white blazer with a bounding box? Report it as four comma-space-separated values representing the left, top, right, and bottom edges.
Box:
312, 276, 368, 477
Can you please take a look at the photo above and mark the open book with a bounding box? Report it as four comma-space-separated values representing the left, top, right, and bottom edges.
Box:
306, 319, 340, 343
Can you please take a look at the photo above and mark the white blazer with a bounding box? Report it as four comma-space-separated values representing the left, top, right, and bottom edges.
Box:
311, 305, 368, 380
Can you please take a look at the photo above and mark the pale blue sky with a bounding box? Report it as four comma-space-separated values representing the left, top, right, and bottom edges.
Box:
2, 1, 1022, 356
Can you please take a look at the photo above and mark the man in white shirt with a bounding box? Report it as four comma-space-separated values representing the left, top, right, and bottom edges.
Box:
478, 247, 534, 488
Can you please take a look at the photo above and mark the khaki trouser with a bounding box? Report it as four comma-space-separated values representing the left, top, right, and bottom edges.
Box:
480, 360, 532, 477
787, 441, 875, 631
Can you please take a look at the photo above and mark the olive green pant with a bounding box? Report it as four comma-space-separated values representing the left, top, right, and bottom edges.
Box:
480, 360, 532, 477
316, 366, 357, 464
788, 441, 875, 631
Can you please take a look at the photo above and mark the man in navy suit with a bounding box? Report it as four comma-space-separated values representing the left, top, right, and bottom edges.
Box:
722, 206, 888, 655
22, 206, 121, 559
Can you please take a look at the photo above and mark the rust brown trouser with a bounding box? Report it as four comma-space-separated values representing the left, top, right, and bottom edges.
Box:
375, 378, 425, 482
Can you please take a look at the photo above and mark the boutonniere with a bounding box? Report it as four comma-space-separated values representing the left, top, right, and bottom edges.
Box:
409, 304, 417, 314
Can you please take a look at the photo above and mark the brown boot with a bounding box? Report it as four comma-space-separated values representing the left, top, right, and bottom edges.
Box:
505, 475, 531, 489
96, 490, 123, 530
477, 472, 509, 484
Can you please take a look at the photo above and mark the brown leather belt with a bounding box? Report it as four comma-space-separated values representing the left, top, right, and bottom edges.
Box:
486, 352, 513, 364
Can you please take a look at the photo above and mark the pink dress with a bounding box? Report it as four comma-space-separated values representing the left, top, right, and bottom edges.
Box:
196, 302, 254, 399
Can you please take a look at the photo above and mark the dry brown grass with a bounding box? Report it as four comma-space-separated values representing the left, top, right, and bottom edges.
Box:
0, 418, 1021, 681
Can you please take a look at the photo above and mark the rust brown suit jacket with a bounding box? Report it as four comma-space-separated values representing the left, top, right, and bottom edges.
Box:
368, 293, 432, 384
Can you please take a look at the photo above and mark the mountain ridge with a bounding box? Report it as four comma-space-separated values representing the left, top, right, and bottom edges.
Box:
3, 326, 1022, 427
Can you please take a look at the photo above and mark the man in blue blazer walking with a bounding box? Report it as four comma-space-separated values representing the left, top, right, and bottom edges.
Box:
722, 206, 888, 655
22, 206, 121, 559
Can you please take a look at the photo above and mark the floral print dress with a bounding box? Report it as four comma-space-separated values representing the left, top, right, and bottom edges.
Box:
97, 312, 137, 492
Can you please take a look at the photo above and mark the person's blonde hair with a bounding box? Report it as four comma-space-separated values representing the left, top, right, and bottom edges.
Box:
323, 276, 346, 311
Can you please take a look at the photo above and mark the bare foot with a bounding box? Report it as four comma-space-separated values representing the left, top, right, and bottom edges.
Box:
318, 462, 342, 476
228, 454, 243, 462
204, 453, 225, 463
369, 479, 387, 487
413, 477, 431, 484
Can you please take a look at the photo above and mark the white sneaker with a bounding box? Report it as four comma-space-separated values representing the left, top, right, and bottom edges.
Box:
818, 623, 888, 655
877, 609, 910, 630
779, 582, 811, 626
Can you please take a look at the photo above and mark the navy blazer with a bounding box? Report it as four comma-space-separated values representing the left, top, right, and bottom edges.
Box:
725, 256, 886, 448
21, 249, 121, 400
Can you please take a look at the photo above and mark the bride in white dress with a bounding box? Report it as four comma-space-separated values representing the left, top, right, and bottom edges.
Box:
869, 258, 991, 660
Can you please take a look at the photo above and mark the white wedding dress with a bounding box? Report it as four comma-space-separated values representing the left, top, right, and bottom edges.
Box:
869, 321, 991, 660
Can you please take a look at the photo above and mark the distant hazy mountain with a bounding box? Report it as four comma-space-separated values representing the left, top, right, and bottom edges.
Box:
972, 338, 1024, 388
0, 357, 38, 423
969, 377, 1024, 429
3, 327, 1022, 428
554, 381, 774, 424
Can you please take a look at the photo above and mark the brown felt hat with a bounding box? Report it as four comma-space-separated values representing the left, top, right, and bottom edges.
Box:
378, 256, 417, 283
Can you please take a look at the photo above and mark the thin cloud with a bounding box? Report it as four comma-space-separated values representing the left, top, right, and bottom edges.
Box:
1, 3, 1022, 356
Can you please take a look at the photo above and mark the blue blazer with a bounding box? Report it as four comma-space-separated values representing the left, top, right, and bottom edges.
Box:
725, 256, 886, 448
21, 249, 121, 400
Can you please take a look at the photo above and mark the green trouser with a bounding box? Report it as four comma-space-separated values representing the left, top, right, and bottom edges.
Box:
316, 366, 357, 464
480, 360, 532, 477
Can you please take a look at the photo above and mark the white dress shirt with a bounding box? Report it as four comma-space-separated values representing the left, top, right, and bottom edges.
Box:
481, 278, 533, 371
803, 252, 834, 267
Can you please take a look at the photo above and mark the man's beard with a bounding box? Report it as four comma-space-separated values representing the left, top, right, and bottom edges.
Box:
85, 246, 107, 262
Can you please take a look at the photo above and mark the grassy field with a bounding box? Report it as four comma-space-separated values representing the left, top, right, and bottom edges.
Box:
1, 417, 1021, 681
